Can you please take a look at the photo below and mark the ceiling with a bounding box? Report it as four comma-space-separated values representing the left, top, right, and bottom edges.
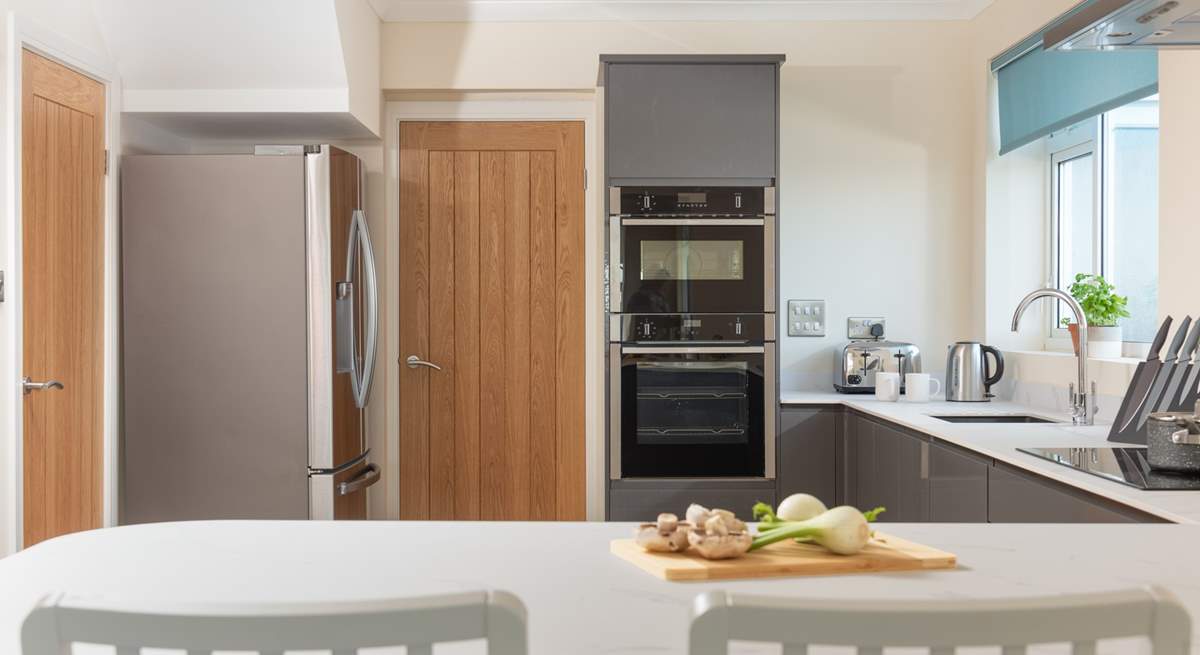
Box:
366, 0, 996, 22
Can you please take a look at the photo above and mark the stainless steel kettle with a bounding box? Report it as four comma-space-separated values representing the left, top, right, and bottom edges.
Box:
945, 342, 1005, 402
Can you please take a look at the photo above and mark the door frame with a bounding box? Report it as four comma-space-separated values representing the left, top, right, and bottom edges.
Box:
385, 94, 604, 520
2, 14, 122, 553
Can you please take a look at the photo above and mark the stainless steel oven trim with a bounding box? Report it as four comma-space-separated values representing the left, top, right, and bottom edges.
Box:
622, 218, 766, 226
609, 342, 622, 480
609, 186, 621, 214
764, 187, 776, 215
765, 341, 777, 479
620, 346, 766, 355
765, 315, 776, 341
608, 217, 622, 314
764, 214, 776, 314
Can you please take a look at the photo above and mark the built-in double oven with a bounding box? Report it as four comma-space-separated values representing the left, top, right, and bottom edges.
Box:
608, 187, 776, 480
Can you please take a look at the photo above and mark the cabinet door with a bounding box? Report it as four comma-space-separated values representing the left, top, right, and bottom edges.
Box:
854, 418, 928, 523
928, 442, 989, 522
988, 464, 1163, 523
779, 409, 837, 507
606, 63, 778, 183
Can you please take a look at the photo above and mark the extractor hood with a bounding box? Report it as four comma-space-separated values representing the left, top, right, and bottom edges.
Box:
1045, 0, 1200, 50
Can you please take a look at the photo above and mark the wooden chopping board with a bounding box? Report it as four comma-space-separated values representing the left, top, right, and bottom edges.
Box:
611, 532, 956, 581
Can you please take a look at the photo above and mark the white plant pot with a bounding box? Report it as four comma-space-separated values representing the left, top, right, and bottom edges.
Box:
1088, 325, 1123, 358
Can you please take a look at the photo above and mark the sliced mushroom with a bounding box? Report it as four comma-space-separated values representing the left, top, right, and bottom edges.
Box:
688, 524, 752, 560
634, 512, 692, 553
683, 506, 752, 559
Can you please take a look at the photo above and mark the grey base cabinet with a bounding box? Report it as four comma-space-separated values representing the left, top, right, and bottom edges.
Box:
852, 416, 929, 522
778, 408, 838, 508
988, 463, 1166, 523
608, 479, 775, 522
928, 442, 989, 522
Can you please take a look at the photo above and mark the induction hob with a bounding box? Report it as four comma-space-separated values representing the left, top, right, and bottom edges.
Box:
1019, 447, 1200, 491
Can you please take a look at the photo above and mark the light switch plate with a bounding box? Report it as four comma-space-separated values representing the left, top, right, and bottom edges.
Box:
787, 300, 826, 337
848, 317, 885, 340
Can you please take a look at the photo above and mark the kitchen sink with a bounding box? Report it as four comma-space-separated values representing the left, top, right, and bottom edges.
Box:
930, 415, 1057, 424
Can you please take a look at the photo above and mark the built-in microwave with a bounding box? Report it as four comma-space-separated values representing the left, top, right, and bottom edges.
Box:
608, 187, 775, 316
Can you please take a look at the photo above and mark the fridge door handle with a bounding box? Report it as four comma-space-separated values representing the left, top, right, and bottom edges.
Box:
341, 209, 379, 410
337, 463, 380, 496
354, 209, 379, 409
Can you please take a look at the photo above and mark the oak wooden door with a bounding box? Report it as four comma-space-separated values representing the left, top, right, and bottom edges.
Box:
20, 50, 106, 546
399, 122, 584, 520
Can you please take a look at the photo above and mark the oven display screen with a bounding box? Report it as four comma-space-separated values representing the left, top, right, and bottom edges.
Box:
677, 192, 706, 204
683, 318, 702, 329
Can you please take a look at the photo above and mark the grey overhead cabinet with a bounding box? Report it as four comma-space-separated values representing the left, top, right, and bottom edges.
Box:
599, 55, 783, 185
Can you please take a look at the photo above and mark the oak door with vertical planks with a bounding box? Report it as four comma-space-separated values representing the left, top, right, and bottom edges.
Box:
21, 50, 106, 546
399, 122, 584, 520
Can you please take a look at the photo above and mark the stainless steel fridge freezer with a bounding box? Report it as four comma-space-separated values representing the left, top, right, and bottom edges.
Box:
120, 145, 379, 522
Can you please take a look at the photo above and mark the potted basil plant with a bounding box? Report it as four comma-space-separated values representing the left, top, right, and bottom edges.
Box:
1059, 273, 1130, 358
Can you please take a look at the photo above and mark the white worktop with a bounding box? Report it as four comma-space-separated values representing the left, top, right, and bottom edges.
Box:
781, 391, 1200, 525
5, 521, 1200, 654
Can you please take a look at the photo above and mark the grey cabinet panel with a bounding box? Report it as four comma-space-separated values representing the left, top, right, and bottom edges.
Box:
605, 63, 778, 183
852, 417, 928, 523
608, 480, 775, 522
988, 464, 1165, 523
928, 442, 989, 522
779, 408, 838, 507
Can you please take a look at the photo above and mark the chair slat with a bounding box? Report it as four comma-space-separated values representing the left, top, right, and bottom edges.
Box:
688, 588, 1191, 655
21, 590, 527, 655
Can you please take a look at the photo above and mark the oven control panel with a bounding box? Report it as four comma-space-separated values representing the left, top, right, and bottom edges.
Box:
619, 314, 768, 343
616, 187, 770, 217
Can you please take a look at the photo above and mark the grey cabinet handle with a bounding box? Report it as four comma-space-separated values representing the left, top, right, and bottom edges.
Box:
22, 377, 63, 395
406, 356, 442, 371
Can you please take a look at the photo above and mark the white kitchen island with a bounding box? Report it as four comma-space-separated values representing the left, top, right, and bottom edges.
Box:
4, 521, 1200, 654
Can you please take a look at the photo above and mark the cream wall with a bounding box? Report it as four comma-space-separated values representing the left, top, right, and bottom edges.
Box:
381, 20, 978, 395
1157, 50, 1200, 328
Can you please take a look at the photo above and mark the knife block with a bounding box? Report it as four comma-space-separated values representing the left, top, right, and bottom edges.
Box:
1109, 315, 1199, 445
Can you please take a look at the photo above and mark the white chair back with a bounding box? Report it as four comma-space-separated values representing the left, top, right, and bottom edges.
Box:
690, 586, 1190, 655
22, 589, 526, 655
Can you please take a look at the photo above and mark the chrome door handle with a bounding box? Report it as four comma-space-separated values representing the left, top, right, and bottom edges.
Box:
406, 355, 442, 371
337, 463, 380, 496
22, 377, 63, 395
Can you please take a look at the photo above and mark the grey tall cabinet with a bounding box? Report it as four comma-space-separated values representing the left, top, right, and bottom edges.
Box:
601, 55, 785, 520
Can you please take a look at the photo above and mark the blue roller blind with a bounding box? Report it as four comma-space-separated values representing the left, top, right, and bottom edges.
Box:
992, 36, 1157, 155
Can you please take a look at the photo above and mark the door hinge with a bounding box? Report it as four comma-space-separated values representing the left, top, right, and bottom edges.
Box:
104, 149, 109, 175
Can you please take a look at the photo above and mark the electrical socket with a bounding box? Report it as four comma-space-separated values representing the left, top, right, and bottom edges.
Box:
847, 317, 885, 340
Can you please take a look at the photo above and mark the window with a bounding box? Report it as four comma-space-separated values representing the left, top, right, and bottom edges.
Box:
1047, 96, 1159, 348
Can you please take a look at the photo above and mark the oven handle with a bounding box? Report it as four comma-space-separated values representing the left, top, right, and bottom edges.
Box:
621, 346, 766, 355
621, 218, 765, 226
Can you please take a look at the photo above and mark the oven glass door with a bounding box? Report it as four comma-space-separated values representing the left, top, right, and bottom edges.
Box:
619, 347, 765, 477
621, 221, 765, 314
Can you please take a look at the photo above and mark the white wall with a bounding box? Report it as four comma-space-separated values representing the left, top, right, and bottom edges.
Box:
381, 21, 978, 394
0, 0, 115, 556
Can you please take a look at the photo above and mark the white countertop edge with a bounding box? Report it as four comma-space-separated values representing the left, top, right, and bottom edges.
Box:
780, 391, 1197, 525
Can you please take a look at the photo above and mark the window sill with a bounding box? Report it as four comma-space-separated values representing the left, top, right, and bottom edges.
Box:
1006, 349, 1143, 366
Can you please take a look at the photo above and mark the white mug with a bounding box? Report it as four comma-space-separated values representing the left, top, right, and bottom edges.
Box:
904, 373, 942, 403
875, 372, 900, 402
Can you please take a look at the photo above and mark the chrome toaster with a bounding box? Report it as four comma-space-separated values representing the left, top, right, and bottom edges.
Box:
835, 340, 922, 394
